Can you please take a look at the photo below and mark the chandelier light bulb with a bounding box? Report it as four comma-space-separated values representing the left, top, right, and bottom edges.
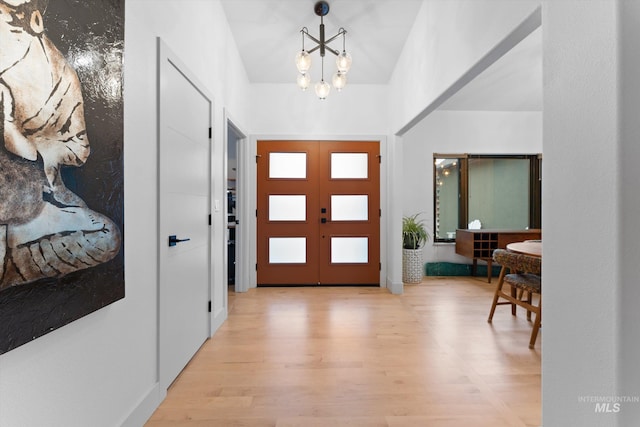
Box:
332, 71, 347, 91
297, 73, 311, 91
336, 50, 352, 74
315, 80, 331, 99
295, 51, 311, 74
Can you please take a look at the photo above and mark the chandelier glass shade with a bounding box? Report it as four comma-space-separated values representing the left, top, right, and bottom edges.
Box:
332, 71, 346, 92
336, 51, 352, 74
295, 51, 311, 74
315, 79, 331, 99
296, 72, 311, 91
295, 1, 351, 99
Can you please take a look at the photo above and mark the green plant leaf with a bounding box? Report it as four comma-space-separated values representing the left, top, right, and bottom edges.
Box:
402, 213, 430, 249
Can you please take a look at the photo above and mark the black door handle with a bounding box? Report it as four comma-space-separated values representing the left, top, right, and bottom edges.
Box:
169, 235, 191, 247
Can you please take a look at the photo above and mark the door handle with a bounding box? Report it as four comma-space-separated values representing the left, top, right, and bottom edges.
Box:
169, 235, 191, 247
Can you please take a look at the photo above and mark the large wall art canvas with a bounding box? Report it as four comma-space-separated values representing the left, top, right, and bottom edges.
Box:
0, 0, 124, 354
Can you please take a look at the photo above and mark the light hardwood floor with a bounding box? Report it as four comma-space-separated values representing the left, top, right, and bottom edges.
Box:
146, 277, 541, 427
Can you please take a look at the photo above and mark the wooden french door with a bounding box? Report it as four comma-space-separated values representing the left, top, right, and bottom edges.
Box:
257, 140, 380, 285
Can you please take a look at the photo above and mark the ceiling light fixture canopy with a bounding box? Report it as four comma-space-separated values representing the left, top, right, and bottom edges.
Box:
295, 1, 352, 99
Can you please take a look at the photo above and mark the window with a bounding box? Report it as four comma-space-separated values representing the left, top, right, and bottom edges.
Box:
433, 154, 541, 242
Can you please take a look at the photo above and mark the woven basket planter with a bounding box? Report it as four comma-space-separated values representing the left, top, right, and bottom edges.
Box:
402, 248, 424, 284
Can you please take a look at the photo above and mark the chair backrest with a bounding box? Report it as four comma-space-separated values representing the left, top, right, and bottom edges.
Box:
493, 249, 541, 275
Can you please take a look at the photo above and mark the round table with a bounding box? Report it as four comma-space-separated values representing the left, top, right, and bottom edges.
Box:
506, 240, 542, 257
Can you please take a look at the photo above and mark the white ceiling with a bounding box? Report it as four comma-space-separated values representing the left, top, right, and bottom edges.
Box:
220, 0, 542, 111
220, 0, 424, 85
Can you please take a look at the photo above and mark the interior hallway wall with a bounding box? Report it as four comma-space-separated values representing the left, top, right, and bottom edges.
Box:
250, 83, 389, 136
619, 0, 640, 424
543, 1, 640, 425
0, 1, 250, 426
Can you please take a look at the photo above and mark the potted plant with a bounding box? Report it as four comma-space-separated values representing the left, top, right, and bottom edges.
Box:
402, 213, 430, 283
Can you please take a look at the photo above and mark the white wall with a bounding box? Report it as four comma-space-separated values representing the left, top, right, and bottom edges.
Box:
543, 1, 633, 425
619, 1, 640, 424
389, 0, 541, 134
250, 83, 389, 136
402, 110, 542, 265
0, 1, 251, 426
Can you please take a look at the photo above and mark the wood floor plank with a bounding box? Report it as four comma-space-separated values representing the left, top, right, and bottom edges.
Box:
146, 277, 540, 426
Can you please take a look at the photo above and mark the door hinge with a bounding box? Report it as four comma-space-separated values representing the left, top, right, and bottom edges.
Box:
379, 209, 382, 217
208, 127, 212, 139
255, 263, 258, 271
208, 300, 212, 313
256, 209, 258, 217
378, 154, 382, 164
379, 262, 382, 271
208, 214, 211, 225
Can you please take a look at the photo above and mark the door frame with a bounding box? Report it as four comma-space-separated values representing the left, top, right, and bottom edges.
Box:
223, 110, 248, 296
246, 135, 389, 291
157, 38, 213, 390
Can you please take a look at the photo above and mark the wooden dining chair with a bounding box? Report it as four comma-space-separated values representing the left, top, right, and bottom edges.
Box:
488, 249, 542, 349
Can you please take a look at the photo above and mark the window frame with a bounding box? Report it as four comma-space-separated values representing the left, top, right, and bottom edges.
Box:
433, 153, 542, 243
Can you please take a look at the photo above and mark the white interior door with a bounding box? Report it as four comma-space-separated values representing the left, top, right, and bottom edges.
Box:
158, 39, 211, 389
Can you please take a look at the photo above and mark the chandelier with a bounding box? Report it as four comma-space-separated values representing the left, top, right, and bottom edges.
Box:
295, 1, 352, 99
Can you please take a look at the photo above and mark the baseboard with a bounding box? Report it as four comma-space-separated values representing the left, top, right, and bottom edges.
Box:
387, 278, 404, 295
119, 382, 165, 427
211, 306, 227, 336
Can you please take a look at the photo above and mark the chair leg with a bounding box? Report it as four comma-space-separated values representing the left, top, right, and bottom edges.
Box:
510, 286, 517, 316
529, 300, 541, 349
488, 266, 507, 322
526, 291, 532, 321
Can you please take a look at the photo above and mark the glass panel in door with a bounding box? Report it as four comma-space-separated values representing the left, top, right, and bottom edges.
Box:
331, 153, 368, 179
331, 195, 368, 221
269, 195, 306, 221
331, 237, 369, 263
269, 152, 307, 178
269, 237, 306, 263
